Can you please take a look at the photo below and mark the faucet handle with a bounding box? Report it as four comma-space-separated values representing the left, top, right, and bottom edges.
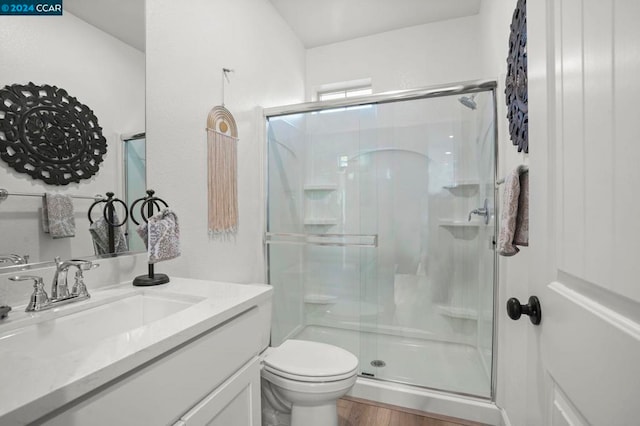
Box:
76, 260, 98, 271
67, 259, 97, 271
10, 276, 50, 312
71, 270, 90, 298
9, 275, 44, 284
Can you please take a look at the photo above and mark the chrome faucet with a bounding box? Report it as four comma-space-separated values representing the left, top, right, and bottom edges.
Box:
8, 258, 98, 312
0, 254, 29, 265
52, 257, 97, 300
468, 198, 490, 225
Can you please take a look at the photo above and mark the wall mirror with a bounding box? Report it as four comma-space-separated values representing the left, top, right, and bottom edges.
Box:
0, 0, 146, 270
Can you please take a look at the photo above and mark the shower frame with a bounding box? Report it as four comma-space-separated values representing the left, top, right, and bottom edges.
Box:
263, 79, 500, 401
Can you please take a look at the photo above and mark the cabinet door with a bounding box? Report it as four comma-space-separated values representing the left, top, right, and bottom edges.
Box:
175, 357, 261, 426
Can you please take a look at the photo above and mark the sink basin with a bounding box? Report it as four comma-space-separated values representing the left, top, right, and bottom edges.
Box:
0, 291, 202, 356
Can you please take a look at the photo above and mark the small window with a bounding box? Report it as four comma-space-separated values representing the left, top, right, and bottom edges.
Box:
318, 86, 372, 101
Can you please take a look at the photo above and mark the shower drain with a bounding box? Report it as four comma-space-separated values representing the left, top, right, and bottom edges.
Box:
370, 359, 386, 368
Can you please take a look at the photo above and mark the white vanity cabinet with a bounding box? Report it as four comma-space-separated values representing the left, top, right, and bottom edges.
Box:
26, 282, 273, 426
174, 356, 261, 426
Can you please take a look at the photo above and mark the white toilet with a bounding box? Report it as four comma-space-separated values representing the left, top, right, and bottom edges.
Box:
260, 339, 359, 426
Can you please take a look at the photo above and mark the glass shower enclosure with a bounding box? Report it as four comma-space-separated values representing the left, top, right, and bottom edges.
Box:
265, 81, 497, 398
122, 133, 147, 253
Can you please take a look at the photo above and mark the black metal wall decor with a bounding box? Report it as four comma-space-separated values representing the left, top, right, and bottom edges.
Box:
505, 0, 528, 153
0, 83, 107, 185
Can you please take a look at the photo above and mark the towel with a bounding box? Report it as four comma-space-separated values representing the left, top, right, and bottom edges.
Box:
89, 212, 129, 255
136, 208, 180, 264
498, 165, 529, 256
42, 193, 76, 238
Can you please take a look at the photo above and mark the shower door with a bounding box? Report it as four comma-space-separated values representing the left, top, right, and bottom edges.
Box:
266, 85, 496, 398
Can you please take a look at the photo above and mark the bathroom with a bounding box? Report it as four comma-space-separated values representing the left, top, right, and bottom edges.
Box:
0, 0, 638, 425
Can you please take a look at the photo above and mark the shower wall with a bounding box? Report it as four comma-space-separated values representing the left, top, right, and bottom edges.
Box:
267, 89, 496, 397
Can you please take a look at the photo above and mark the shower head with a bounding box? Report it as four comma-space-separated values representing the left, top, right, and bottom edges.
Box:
458, 94, 477, 110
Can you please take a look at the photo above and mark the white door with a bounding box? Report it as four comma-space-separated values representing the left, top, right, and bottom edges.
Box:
527, 0, 640, 424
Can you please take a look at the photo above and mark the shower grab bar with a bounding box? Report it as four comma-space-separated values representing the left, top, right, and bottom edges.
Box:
265, 232, 378, 248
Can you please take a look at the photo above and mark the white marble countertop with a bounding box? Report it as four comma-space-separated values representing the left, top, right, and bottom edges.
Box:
0, 277, 272, 425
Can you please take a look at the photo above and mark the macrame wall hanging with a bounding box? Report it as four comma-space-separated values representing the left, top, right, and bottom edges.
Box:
505, 0, 528, 153
0, 82, 107, 185
206, 68, 238, 237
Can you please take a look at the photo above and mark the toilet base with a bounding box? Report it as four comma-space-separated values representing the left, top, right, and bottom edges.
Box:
260, 340, 358, 426
291, 402, 338, 426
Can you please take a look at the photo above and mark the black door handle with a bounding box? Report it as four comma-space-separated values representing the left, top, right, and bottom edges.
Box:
507, 296, 541, 325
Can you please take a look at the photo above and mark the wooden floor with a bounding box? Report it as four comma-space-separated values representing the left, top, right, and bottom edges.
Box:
337, 398, 482, 426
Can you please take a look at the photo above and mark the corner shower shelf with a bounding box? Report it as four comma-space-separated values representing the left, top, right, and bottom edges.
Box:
304, 294, 338, 304
442, 180, 479, 190
304, 184, 338, 191
436, 304, 478, 320
439, 219, 487, 228
304, 218, 338, 226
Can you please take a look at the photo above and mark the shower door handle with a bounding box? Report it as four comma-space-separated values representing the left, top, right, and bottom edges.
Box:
264, 232, 378, 248
507, 296, 542, 325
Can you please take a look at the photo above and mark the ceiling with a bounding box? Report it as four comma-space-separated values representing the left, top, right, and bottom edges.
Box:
61, 1, 482, 54
268, 0, 482, 48
64, 0, 145, 52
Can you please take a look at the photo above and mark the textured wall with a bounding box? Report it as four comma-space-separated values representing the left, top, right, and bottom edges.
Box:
145, 0, 306, 283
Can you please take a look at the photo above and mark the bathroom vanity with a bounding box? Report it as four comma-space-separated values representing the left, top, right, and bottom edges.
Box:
0, 278, 272, 425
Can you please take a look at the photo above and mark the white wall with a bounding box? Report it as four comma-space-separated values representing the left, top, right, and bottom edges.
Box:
306, 15, 483, 98
477, 1, 531, 425
145, 0, 306, 283
0, 12, 145, 264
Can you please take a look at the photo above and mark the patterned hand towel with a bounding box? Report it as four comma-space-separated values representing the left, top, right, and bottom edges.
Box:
89, 212, 129, 255
42, 193, 76, 238
498, 165, 529, 256
136, 209, 181, 264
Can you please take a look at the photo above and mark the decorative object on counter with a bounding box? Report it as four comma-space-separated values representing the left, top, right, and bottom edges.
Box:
206, 68, 238, 237
0, 305, 11, 320
0, 83, 107, 185
505, 0, 528, 153
130, 190, 174, 286
87, 192, 129, 255
498, 165, 529, 256
41, 193, 76, 238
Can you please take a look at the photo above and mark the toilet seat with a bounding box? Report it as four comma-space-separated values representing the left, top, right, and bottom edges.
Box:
263, 340, 358, 383
262, 367, 358, 395
263, 364, 357, 382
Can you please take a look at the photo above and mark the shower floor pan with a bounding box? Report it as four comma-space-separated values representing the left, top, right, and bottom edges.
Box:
295, 324, 490, 398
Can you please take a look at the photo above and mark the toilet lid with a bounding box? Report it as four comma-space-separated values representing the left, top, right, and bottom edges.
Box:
264, 340, 358, 380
